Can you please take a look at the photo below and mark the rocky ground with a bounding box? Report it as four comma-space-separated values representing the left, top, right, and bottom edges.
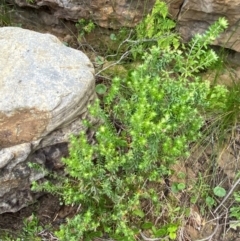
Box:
1, 3, 240, 241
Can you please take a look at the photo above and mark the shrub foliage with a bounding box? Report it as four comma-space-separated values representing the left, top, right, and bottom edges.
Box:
32, 1, 229, 240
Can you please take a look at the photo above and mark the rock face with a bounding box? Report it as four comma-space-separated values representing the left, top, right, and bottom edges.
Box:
10, 0, 240, 53
165, 0, 240, 52
0, 27, 96, 214
11, 0, 155, 29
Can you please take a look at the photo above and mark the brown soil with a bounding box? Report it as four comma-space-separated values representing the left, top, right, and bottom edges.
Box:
0, 193, 80, 240
0, 194, 59, 239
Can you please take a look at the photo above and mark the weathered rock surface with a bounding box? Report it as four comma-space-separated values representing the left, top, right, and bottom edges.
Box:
10, 0, 240, 53
0, 27, 96, 213
10, 0, 155, 29
165, 0, 240, 52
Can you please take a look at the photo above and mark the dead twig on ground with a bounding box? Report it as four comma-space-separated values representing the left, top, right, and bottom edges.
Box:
140, 231, 166, 241
195, 214, 220, 241
214, 177, 240, 214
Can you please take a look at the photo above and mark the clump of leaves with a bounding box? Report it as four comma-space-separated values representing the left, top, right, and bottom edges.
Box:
230, 191, 240, 220
132, 0, 179, 59
76, 19, 95, 41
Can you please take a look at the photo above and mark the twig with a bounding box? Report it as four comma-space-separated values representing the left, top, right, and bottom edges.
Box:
96, 50, 130, 76
96, 32, 176, 76
223, 210, 228, 238
140, 231, 165, 241
154, 209, 165, 226
104, 30, 133, 59
178, 226, 189, 241
38, 230, 59, 241
214, 177, 240, 214
53, 213, 58, 222
76, 203, 81, 213
226, 219, 240, 234
96, 74, 112, 81
195, 214, 220, 241
124, 33, 176, 45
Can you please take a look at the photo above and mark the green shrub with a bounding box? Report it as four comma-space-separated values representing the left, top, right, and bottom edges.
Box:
132, 0, 179, 59
31, 2, 229, 240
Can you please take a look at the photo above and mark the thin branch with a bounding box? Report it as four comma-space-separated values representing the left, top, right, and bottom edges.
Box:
124, 33, 176, 45
140, 231, 165, 241
96, 32, 177, 76
214, 177, 240, 214
105, 30, 133, 59
195, 214, 220, 241
96, 50, 130, 76
96, 75, 112, 81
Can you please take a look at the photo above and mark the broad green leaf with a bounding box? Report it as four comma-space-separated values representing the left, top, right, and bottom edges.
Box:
95, 56, 104, 65
233, 192, 240, 202
141, 222, 153, 230
206, 196, 215, 207
171, 183, 179, 193
177, 172, 186, 179
133, 209, 145, 218
169, 232, 177, 240
213, 186, 226, 197
177, 183, 185, 190
110, 33, 117, 41
96, 84, 107, 95
154, 228, 167, 237
229, 221, 240, 230
167, 225, 178, 233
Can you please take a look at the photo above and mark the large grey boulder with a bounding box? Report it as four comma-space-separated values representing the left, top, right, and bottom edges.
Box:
0, 27, 96, 213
